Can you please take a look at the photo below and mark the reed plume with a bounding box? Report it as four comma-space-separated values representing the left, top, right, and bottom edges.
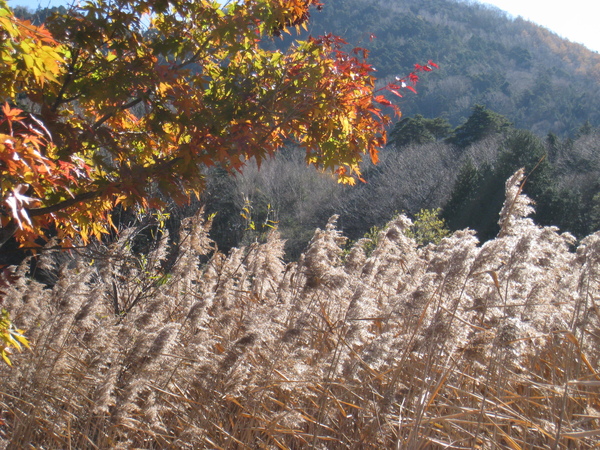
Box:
1, 170, 598, 448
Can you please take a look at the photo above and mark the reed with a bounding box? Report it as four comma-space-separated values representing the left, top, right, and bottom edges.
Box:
1, 171, 598, 449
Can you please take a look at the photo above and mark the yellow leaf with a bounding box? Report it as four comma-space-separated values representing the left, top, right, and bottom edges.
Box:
340, 116, 351, 136
1, 350, 12, 366
14, 333, 30, 349
22, 53, 34, 69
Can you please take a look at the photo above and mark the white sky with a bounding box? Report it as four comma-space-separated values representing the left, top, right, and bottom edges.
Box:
477, 0, 600, 53
6, 0, 600, 54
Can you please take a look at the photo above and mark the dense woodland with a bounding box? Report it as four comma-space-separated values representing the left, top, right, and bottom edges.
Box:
15, 0, 600, 135
194, 106, 600, 260
302, 0, 600, 135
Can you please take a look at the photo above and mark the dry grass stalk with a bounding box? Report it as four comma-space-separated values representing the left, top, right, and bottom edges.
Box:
0, 170, 599, 449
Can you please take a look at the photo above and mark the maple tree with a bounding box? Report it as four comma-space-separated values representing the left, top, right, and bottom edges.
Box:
0, 0, 436, 250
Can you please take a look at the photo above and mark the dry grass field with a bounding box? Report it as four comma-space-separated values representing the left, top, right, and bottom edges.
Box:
1, 170, 599, 449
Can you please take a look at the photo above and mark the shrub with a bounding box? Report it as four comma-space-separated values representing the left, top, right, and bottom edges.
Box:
406, 207, 451, 245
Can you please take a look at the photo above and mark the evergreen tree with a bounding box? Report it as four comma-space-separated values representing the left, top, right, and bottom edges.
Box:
444, 129, 551, 240
389, 115, 452, 148
576, 120, 594, 138
389, 115, 436, 148
536, 187, 585, 237
448, 104, 512, 148
496, 129, 550, 194
443, 159, 487, 231
546, 132, 560, 162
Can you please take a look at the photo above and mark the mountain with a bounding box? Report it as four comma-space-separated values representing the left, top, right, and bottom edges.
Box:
303, 0, 600, 136
15, 0, 600, 136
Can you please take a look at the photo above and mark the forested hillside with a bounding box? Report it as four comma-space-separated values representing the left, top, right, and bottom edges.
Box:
302, 0, 600, 136
201, 0, 600, 256
17, 0, 600, 135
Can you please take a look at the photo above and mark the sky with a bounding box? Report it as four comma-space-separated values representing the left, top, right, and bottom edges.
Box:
6, 0, 600, 54
477, 0, 600, 53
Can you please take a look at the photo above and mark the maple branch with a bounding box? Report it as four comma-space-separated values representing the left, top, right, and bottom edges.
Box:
92, 97, 145, 130
27, 190, 102, 217
51, 48, 80, 112
175, 39, 212, 70
27, 154, 184, 219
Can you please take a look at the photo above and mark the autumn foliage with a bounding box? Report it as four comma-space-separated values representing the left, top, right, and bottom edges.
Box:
0, 0, 435, 250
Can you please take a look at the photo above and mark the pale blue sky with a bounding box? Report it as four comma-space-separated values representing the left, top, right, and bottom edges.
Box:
7, 0, 600, 53
8, 0, 66, 9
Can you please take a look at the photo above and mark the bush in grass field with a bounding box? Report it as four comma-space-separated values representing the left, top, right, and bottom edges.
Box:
1, 170, 599, 448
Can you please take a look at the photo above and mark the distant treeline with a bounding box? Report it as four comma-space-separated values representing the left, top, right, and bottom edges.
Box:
184, 105, 599, 259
